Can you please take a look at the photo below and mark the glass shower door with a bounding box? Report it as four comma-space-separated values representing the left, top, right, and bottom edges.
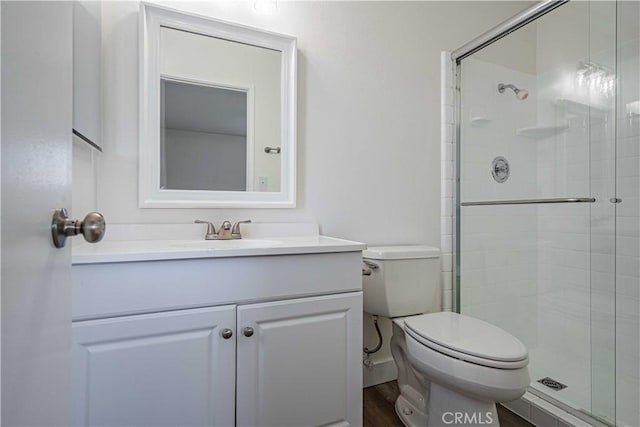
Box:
456, 1, 617, 423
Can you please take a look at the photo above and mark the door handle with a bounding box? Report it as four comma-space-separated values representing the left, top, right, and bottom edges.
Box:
51, 208, 106, 248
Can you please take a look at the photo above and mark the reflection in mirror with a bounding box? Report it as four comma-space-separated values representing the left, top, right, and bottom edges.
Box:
161, 79, 249, 191
160, 26, 281, 193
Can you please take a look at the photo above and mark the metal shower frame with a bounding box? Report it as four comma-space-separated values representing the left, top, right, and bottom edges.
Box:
450, 0, 569, 313
449, 2, 617, 425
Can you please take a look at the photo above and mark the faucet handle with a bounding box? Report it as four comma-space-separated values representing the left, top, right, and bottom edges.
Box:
231, 220, 252, 238
194, 220, 217, 238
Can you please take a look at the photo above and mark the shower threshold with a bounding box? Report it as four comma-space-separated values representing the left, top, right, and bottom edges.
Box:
527, 387, 613, 427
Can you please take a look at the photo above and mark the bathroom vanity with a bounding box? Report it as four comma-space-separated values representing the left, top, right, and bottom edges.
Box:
71, 225, 364, 426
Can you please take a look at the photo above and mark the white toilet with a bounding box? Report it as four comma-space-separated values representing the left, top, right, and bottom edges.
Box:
363, 245, 530, 427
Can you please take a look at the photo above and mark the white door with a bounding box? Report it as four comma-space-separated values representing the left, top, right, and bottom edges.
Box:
72, 305, 236, 426
236, 292, 363, 427
1, 2, 74, 425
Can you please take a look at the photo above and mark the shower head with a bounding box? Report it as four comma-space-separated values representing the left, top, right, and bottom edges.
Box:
498, 83, 529, 100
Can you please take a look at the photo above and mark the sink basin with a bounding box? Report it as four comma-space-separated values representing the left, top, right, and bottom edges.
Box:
170, 239, 284, 250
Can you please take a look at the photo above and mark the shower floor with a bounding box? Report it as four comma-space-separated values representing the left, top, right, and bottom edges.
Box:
528, 348, 593, 415
525, 301, 639, 427
526, 348, 640, 426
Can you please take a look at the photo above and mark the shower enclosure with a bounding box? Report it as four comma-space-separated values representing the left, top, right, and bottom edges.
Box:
453, 1, 639, 425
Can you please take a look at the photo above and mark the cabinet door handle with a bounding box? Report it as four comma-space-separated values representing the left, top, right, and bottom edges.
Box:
243, 327, 254, 337
221, 328, 233, 339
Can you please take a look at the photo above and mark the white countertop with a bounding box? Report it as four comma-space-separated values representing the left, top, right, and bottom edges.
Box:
72, 223, 366, 264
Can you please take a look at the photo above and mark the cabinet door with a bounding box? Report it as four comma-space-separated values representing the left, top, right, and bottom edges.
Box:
237, 292, 363, 426
72, 305, 236, 426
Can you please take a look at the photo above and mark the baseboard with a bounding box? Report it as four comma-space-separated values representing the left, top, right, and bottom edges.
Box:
363, 357, 397, 388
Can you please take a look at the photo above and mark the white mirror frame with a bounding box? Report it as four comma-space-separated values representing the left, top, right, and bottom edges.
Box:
140, 3, 297, 208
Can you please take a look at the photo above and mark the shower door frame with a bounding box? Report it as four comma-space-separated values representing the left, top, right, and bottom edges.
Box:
450, 0, 568, 313
450, 1, 614, 425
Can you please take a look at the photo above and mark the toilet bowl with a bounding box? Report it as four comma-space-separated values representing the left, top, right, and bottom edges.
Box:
363, 246, 530, 427
393, 313, 529, 426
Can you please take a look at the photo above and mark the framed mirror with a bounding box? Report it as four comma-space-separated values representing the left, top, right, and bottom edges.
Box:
140, 3, 297, 208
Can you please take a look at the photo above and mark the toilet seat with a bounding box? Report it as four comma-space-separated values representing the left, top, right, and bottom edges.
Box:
403, 312, 528, 369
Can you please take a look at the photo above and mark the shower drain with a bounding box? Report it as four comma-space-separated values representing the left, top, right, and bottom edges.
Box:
537, 377, 567, 391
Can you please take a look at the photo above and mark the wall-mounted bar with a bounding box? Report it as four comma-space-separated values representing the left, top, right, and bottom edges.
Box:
461, 197, 595, 207
264, 146, 281, 154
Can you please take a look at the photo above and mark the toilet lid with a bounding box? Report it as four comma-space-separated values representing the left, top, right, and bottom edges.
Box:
404, 312, 528, 367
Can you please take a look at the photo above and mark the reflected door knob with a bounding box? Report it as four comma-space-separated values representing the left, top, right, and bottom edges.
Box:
51, 208, 106, 248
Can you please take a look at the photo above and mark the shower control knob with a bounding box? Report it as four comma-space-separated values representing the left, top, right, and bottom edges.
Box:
221, 328, 233, 339
491, 156, 510, 183
243, 327, 254, 337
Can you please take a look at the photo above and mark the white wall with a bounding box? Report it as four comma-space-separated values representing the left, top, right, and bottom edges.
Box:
92, 0, 530, 243
73, 0, 534, 387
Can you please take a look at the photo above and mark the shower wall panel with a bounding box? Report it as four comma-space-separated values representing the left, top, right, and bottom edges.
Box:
616, 2, 640, 425
459, 56, 539, 348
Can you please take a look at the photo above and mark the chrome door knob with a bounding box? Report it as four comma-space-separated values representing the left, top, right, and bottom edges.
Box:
243, 327, 254, 337
51, 208, 106, 248
221, 328, 233, 339
81, 212, 106, 243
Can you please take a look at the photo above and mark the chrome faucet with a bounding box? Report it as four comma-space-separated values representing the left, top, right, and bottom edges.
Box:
231, 220, 251, 239
216, 221, 233, 240
194, 219, 251, 240
194, 220, 217, 240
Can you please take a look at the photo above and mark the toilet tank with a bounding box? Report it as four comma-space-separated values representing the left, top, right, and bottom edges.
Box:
362, 245, 441, 318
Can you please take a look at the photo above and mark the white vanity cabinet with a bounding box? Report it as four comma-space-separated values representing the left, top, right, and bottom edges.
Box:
71, 245, 364, 427
237, 293, 362, 426
72, 305, 237, 427
72, 293, 362, 427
